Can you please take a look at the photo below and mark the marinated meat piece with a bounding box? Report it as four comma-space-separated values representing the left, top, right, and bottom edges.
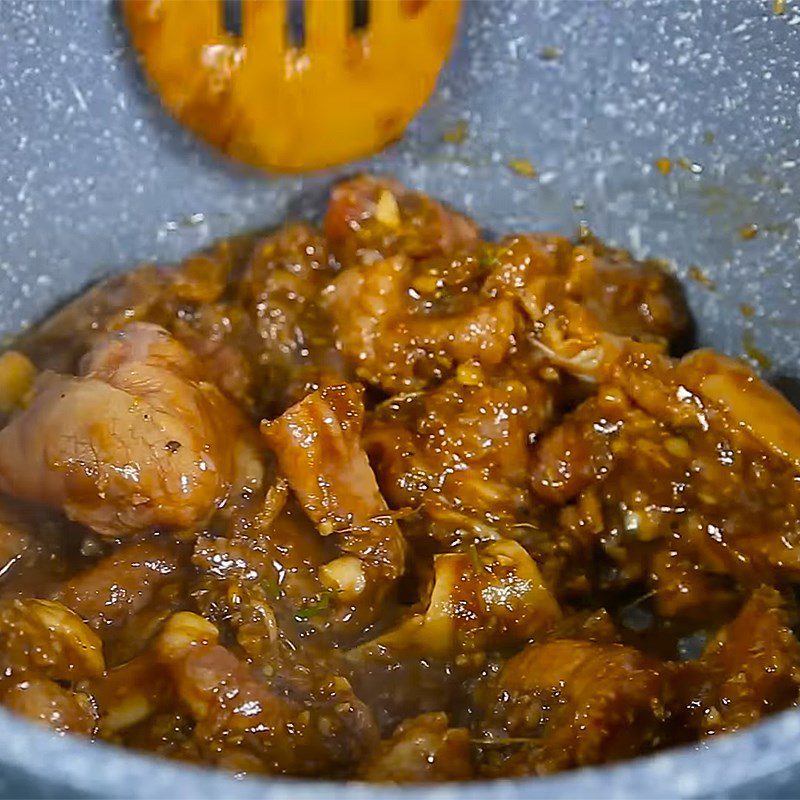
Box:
263, 384, 406, 608
571, 239, 688, 344
240, 225, 340, 398
92, 655, 172, 736
635, 364, 800, 589
0, 595, 103, 733
677, 349, 800, 469
15, 239, 257, 411
485, 234, 688, 381
369, 540, 560, 656
324, 254, 515, 393
359, 712, 474, 782
156, 612, 378, 776
324, 175, 479, 265
0, 598, 104, 680
536, 355, 800, 610
58, 539, 181, 629
16, 265, 171, 375
18, 236, 253, 374
170, 303, 256, 409
263, 385, 391, 542
483, 640, 668, 774
198, 498, 327, 602
530, 389, 633, 505
0, 324, 244, 537
242, 225, 333, 328
685, 587, 800, 736
648, 545, 739, 621
192, 473, 366, 648
2, 676, 97, 736
366, 373, 555, 523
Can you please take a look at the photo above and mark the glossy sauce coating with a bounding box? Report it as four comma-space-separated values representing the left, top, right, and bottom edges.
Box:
0, 175, 798, 782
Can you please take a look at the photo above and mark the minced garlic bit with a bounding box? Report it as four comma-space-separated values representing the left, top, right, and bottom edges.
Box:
688, 265, 716, 290
320, 556, 366, 603
375, 189, 401, 229
0, 350, 36, 413
508, 158, 537, 178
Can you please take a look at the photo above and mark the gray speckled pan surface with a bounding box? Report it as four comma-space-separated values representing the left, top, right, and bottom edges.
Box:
0, 0, 799, 797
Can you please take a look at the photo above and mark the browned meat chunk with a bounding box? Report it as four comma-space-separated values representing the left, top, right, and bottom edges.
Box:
533, 350, 800, 613
365, 540, 560, 657
156, 612, 378, 776
359, 712, 474, 782
0, 597, 103, 736
677, 349, 800, 469
529, 390, 632, 505
324, 254, 514, 393
570, 239, 688, 344
58, 539, 181, 629
366, 373, 554, 524
0, 598, 104, 680
263, 384, 406, 607
2, 677, 97, 736
483, 639, 668, 774
0, 324, 245, 537
682, 587, 800, 736
238, 223, 344, 413
484, 234, 688, 382
192, 491, 335, 656
91, 654, 172, 737
324, 175, 479, 265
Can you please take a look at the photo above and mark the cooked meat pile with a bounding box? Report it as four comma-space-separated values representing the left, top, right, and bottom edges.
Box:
0, 175, 799, 782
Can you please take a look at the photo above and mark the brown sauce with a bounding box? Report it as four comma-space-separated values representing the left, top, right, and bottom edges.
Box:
0, 175, 798, 782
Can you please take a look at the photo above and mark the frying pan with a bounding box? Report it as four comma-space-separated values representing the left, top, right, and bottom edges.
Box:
0, 0, 799, 796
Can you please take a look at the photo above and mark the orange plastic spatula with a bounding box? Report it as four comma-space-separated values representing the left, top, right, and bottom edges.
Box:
124, 0, 461, 172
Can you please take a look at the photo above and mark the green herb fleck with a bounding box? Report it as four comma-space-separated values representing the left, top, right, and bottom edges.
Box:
471, 736, 544, 747
262, 578, 281, 601
443, 120, 468, 145
468, 543, 483, 574
295, 592, 332, 621
479, 250, 498, 270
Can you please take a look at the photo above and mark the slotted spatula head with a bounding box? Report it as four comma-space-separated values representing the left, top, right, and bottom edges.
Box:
124, 0, 461, 172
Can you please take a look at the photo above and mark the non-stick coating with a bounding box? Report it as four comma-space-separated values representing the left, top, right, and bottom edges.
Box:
0, 1, 799, 797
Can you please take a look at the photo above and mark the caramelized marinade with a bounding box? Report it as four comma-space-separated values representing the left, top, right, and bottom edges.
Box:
0, 175, 799, 781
